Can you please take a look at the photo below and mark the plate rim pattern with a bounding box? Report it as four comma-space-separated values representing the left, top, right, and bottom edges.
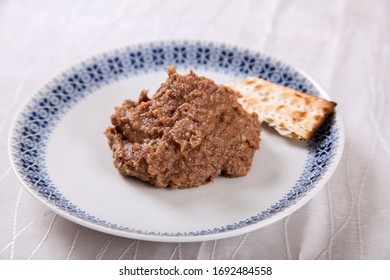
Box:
8, 40, 344, 240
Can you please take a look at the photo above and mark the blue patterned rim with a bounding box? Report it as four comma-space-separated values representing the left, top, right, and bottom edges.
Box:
9, 41, 342, 238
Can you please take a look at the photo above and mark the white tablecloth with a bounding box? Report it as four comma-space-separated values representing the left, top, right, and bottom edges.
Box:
1, 0, 389, 260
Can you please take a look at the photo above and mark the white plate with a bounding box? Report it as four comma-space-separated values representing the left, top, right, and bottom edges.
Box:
9, 41, 344, 242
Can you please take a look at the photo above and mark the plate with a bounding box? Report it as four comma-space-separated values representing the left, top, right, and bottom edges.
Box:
9, 41, 344, 242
